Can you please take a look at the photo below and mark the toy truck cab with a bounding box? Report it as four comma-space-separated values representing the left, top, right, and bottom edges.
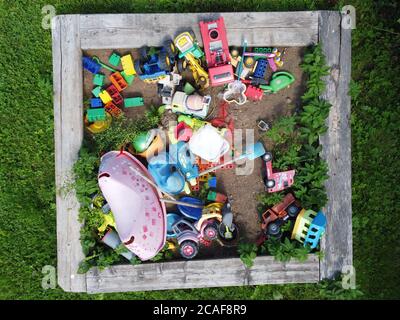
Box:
174, 32, 204, 59
199, 17, 234, 86
172, 219, 200, 259
263, 152, 295, 193
261, 193, 301, 238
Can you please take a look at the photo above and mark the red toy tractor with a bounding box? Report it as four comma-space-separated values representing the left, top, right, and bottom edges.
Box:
260, 193, 301, 239
199, 17, 234, 87
263, 152, 295, 193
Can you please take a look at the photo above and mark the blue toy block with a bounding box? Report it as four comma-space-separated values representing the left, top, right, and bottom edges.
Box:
208, 177, 217, 188
82, 56, 101, 74
253, 59, 268, 79
91, 98, 103, 108
304, 211, 327, 249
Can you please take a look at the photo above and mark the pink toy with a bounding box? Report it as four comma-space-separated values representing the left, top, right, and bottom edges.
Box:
199, 17, 234, 86
98, 151, 166, 261
175, 121, 193, 142
263, 152, 295, 193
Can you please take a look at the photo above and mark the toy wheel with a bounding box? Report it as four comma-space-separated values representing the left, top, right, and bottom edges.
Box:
230, 47, 240, 58
134, 59, 144, 76
157, 51, 170, 71
244, 56, 255, 68
203, 223, 218, 241
265, 178, 275, 189
266, 221, 282, 238
139, 46, 150, 59
198, 76, 207, 87
177, 59, 187, 73
180, 240, 198, 259
287, 204, 301, 218
263, 152, 273, 162
164, 40, 176, 57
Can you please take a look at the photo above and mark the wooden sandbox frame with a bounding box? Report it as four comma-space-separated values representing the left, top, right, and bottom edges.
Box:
52, 11, 352, 293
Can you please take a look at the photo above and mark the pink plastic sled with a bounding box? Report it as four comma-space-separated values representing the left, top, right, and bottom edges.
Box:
98, 151, 166, 261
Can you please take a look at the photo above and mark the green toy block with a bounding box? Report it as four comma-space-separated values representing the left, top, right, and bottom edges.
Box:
87, 108, 106, 122
109, 52, 121, 67
183, 82, 196, 95
124, 97, 144, 108
93, 74, 105, 86
121, 71, 135, 85
92, 86, 102, 97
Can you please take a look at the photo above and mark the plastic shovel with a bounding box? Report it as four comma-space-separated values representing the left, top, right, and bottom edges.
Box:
198, 141, 266, 177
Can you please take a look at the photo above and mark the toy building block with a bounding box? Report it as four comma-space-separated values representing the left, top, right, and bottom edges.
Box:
87, 108, 106, 122
207, 191, 227, 203
90, 98, 103, 108
121, 54, 135, 76
183, 82, 196, 95
121, 71, 135, 85
245, 85, 263, 101
106, 85, 123, 107
109, 72, 128, 91
253, 59, 268, 79
124, 97, 144, 108
99, 90, 112, 104
93, 73, 105, 86
92, 86, 102, 97
105, 101, 123, 118
82, 56, 101, 74
108, 52, 121, 67
207, 176, 217, 188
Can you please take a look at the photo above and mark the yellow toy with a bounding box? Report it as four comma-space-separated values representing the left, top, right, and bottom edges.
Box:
291, 209, 318, 243
121, 54, 136, 76
85, 112, 112, 133
98, 213, 116, 234
183, 53, 209, 89
99, 90, 112, 104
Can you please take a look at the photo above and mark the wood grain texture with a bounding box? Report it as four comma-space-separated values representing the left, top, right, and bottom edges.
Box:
318, 11, 353, 280
52, 15, 86, 292
86, 255, 319, 293
79, 12, 318, 49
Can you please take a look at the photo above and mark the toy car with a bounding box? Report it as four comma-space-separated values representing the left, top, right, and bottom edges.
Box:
263, 152, 295, 193
261, 193, 301, 238
199, 17, 234, 86
174, 32, 204, 59
172, 218, 200, 259
169, 91, 211, 119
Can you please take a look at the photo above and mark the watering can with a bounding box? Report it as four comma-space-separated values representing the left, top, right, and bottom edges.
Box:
260, 71, 295, 93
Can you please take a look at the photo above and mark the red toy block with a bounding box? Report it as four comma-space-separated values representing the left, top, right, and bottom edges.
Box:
106, 85, 123, 107
109, 72, 128, 92
104, 101, 123, 118
245, 85, 263, 101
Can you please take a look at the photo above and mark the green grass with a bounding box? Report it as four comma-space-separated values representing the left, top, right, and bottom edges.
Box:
0, 0, 399, 299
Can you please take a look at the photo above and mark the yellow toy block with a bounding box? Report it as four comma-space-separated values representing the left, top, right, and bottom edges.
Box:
121, 54, 135, 76
99, 90, 112, 104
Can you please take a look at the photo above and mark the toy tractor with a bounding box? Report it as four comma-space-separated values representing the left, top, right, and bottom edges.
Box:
263, 152, 295, 193
134, 44, 176, 83
174, 32, 209, 89
261, 193, 301, 239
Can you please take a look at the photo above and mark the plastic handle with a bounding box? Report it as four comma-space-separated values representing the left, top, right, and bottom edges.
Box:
272, 71, 295, 81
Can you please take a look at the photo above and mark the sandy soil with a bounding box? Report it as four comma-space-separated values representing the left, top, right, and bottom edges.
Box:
83, 47, 306, 257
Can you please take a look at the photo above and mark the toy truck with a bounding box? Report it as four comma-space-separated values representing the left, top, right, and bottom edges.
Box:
263, 152, 295, 193
199, 17, 234, 86
169, 91, 211, 119
174, 32, 204, 59
261, 193, 301, 238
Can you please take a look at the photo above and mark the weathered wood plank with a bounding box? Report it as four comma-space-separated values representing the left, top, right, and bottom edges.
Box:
86, 255, 319, 293
53, 14, 86, 292
318, 11, 353, 280
79, 12, 318, 49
